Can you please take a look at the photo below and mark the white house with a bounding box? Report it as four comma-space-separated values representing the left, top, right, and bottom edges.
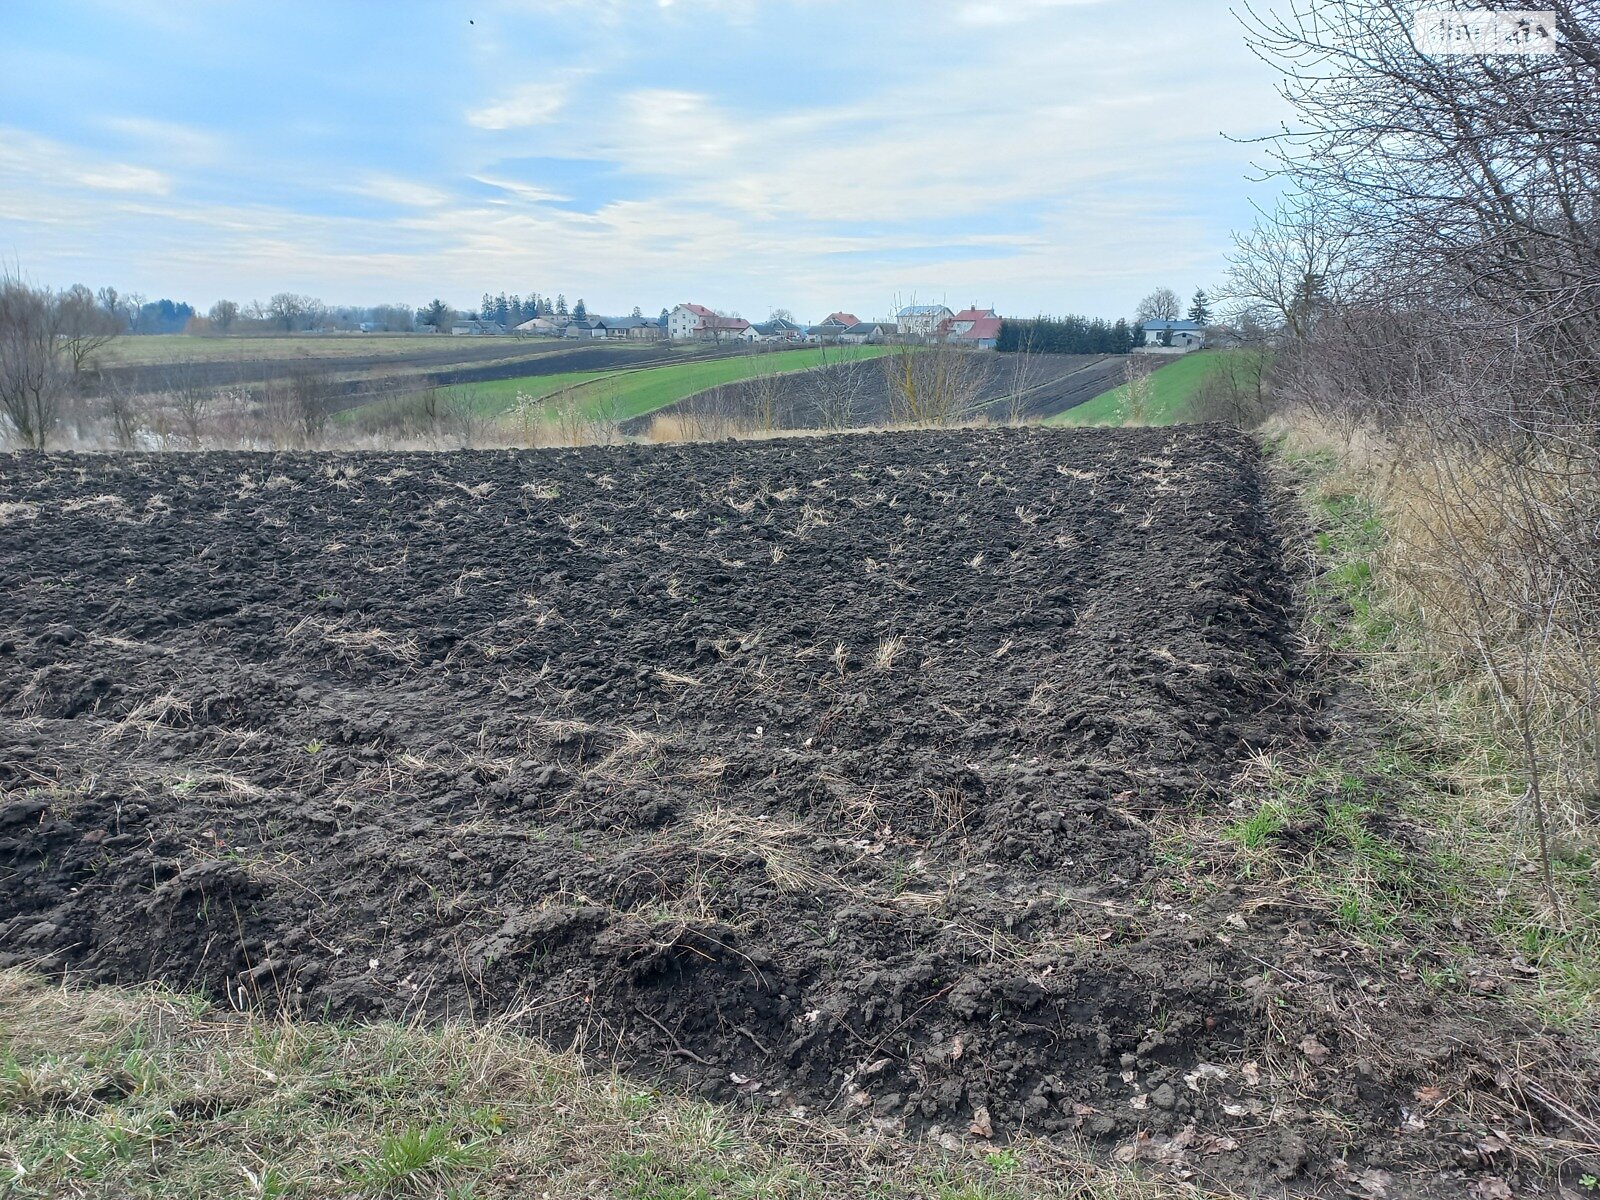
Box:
1140, 319, 1205, 351
668, 303, 716, 340
896, 304, 954, 338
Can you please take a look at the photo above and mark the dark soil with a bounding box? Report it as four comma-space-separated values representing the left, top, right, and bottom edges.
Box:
0, 429, 1589, 1194
619, 352, 1153, 433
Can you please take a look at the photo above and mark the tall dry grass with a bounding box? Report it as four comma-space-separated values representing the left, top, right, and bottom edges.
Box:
1271, 410, 1600, 924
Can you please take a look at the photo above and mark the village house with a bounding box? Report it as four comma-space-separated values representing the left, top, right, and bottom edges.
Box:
945, 307, 996, 336
751, 317, 804, 342
944, 307, 1002, 349
896, 304, 954, 338
1140, 318, 1205, 351
451, 318, 506, 336
838, 320, 893, 344
667, 303, 714, 340
804, 313, 858, 342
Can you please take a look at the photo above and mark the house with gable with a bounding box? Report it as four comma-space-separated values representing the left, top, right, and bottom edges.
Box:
1140, 319, 1205, 351
896, 304, 955, 338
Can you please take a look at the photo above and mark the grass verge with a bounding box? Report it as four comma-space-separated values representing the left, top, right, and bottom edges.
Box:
0, 969, 1218, 1200
1152, 429, 1598, 1033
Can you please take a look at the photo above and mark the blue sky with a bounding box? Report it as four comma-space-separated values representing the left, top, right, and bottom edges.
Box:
0, 0, 1289, 322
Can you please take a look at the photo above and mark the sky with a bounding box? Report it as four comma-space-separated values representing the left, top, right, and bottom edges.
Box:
0, 0, 1290, 323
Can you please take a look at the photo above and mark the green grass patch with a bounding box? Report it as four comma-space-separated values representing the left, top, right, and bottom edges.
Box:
0, 969, 1202, 1200
1047, 350, 1263, 428
463, 345, 893, 424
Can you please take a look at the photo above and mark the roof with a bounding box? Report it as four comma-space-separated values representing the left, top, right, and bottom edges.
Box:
897, 304, 952, 317
842, 322, 888, 335
675, 303, 716, 318
1141, 319, 1203, 331
752, 319, 801, 335
606, 315, 653, 329
957, 316, 1003, 341
822, 312, 860, 326
700, 314, 751, 331
952, 307, 997, 323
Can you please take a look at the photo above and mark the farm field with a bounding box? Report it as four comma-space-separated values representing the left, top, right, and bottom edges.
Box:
624, 351, 1133, 433
1, 429, 1589, 1196
1048, 350, 1259, 427
100, 333, 490, 365
439, 343, 895, 424
101, 336, 683, 398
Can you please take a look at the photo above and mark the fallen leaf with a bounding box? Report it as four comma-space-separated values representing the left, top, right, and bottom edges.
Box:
1475, 1132, 1511, 1158
1353, 1167, 1392, 1197
1184, 1063, 1228, 1090
1130, 1092, 1150, 1111
1241, 1060, 1262, 1086
1414, 1085, 1446, 1106
1467, 1178, 1513, 1200
969, 1106, 993, 1139
949, 1035, 964, 1061
1298, 1036, 1331, 1066
1113, 1131, 1153, 1164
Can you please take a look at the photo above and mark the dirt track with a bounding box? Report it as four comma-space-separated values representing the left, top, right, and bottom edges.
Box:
0, 430, 1590, 1194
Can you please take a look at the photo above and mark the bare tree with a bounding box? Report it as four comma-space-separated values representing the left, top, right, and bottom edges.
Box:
1135, 288, 1181, 323
208, 299, 239, 333
56, 283, 123, 376
0, 274, 65, 449
1222, 195, 1355, 339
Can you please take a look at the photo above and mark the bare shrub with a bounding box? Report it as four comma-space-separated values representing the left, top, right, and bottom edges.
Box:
442, 387, 494, 449
807, 350, 874, 430
882, 344, 993, 426
163, 363, 218, 448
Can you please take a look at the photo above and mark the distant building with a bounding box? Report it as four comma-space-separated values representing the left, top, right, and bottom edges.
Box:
838, 321, 893, 344
823, 311, 861, 327
451, 319, 505, 336
1140, 319, 1205, 351
752, 318, 804, 342
667, 303, 715, 340
946, 309, 1002, 349
947, 307, 997, 337
896, 304, 954, 338
606, 315, 663, 340
515, 317, 564, 336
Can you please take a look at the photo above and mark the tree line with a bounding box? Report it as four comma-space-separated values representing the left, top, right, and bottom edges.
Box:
996, 315, 1138, 355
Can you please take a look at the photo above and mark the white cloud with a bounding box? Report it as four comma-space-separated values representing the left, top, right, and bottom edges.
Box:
101, 116, 223, 164
467, 80, 574, 130
0, 129, 171, 197
472, 175, 571, 204
349, 174, 453, 208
